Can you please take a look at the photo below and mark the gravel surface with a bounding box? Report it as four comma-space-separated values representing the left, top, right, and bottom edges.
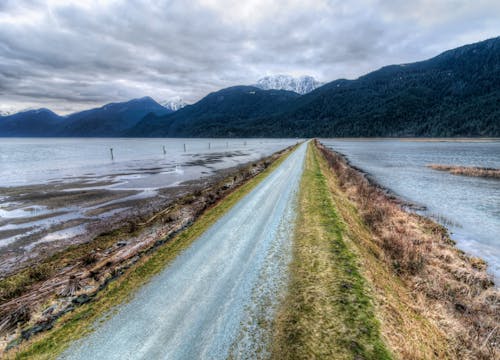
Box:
60, 142, 307, 360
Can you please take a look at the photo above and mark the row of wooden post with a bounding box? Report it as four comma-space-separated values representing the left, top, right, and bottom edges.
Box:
109, 141, 247, 160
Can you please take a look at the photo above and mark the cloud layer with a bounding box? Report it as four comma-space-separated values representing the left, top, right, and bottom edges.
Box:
1, 0, 499, 113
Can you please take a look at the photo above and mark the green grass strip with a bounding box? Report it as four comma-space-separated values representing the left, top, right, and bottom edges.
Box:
272, 143, 391, 359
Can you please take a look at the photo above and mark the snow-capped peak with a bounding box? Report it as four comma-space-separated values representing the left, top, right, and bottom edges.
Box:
160, 96, 188, 112
255, 75, 323, 94
0, 106, 17, 116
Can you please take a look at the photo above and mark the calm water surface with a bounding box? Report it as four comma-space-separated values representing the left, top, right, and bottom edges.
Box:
0, 138, 296, 187
322, 139, 500, 282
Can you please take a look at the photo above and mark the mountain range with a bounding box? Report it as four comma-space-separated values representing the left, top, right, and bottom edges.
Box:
130, 87, 300, 137
1, 36, 499, 137
0, 97, 172, 137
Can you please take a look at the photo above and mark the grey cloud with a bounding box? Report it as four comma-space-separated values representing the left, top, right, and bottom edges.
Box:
0, 0, 499, 114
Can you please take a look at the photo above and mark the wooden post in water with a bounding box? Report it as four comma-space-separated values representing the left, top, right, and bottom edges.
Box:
183, 143, 186, 152
244, 141, 247, 146
110, 148, 114, 161
209, 142, 211, 150
226, 142, 228, 148
163, 145, 166, 155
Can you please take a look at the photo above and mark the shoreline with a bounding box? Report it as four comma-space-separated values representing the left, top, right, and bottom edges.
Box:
317, 139, 498, 284
1, 176, 210, 277
0, 148, 273, 276
323, 148, 428, 211
0, 145, 296, 355
314, 140, 499, 358
324, 145, 499, 282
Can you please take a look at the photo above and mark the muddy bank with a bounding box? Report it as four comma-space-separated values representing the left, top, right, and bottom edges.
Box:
0, 146, 293, 354
1, 184, 177, 277
0, 149, 267, 276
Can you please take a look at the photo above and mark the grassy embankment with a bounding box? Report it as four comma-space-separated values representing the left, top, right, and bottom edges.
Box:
427, 164, 500, 179
273, 141, 499, 359
6, 146, 296, 360
296, 141, 498, 359
272, 142, 392, 359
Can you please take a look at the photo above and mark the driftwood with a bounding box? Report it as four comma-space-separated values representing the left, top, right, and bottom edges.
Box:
0, 305, 30, 334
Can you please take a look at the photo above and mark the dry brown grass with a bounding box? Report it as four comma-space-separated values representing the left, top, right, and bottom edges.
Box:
427, 164, 500, 179
316, 140, 499, 359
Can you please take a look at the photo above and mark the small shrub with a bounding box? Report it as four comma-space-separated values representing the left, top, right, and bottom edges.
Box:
81, 252, 98, 266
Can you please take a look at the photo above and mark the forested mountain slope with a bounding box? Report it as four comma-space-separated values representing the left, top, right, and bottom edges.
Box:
130, 37, 500, 137
128, 86, 300, 137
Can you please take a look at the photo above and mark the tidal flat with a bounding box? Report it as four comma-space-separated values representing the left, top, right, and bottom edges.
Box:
0, 138, 297, 276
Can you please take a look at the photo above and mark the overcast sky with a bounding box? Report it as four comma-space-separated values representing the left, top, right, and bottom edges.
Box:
0, 0, 499, 114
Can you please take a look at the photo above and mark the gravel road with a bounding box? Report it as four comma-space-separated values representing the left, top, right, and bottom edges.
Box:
60, 142, 307, 360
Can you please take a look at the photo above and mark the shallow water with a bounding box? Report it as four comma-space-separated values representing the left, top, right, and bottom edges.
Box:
321, 139, 500, 282
0, 138, 296, 187
0, 138, 297, 252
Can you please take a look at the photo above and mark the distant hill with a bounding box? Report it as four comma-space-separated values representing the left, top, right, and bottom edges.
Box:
127, 86, 300, 137
0, 97, 171, 137
0, 108, 63, 136
59, 97, 172, 137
